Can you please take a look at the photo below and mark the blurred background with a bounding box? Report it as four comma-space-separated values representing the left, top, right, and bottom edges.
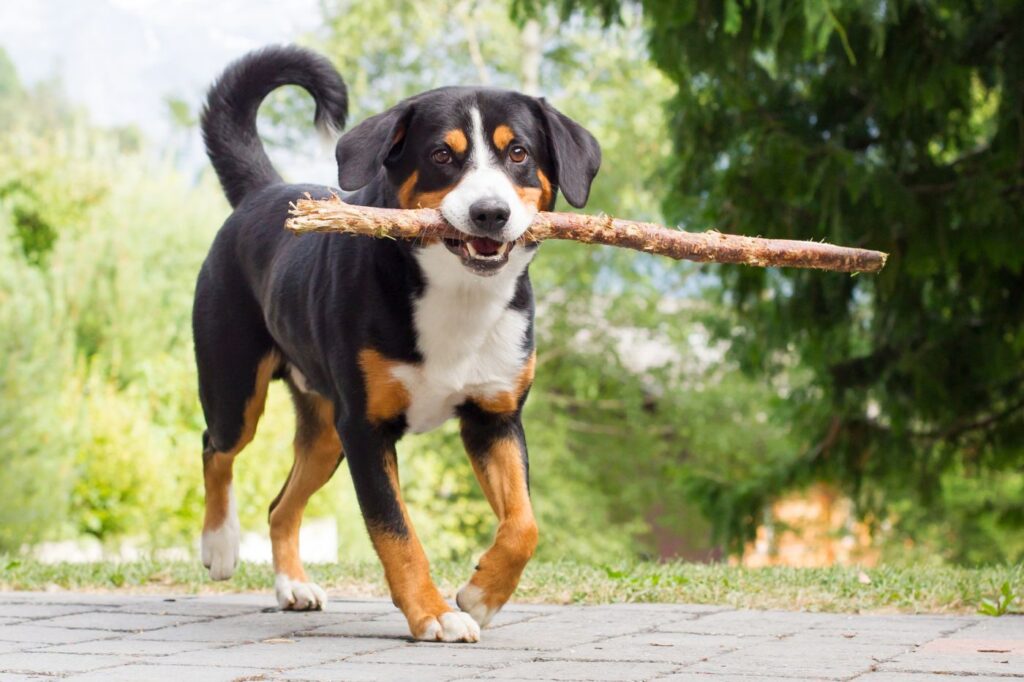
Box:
1, 0, 1021, 570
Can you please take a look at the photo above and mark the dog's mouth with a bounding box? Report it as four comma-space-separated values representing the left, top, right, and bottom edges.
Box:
442, 236, 515, 275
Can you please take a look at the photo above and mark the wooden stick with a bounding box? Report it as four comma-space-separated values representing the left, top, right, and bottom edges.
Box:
286, 195, 888, 274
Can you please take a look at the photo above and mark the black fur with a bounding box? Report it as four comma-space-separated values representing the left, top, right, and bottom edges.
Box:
201, 45, 348, 208
193, 46, 598, 541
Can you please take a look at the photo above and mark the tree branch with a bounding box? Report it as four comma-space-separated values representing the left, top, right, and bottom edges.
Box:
287, 195, 889, 274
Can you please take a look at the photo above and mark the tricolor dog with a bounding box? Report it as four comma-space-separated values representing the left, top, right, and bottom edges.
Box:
194, 45, 600, 642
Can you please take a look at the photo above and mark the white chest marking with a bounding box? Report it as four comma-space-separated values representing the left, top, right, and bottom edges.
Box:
394, 242, 534, 433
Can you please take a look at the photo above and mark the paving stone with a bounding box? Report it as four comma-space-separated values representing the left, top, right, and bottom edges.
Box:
275, 660, 491, 680
659, 610, 835, 638
942, 616, 1024, 640
0, 603, 97, 620
65, 663, 267, 681
96, 598, 265, 617
0, 651, 129, 674
478, 659, 676, 680
36, 611, 207, 632
0, 640, 32, 655
37, 637, 225, 657
554, 631, 752, 665
687, 651, 879, 680
124, 611, 317, 643
2, 593, 1015, 681
878, 639, 1024, 676
346, 641, 535, 667
152, 635, 404, 668
0, 624, 117, 645
660, 674, 823, 682
852, 673, 1019, 682
298, 618, 414, 640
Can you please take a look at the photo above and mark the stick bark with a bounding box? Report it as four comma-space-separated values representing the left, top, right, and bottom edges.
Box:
286, 195, 888, 274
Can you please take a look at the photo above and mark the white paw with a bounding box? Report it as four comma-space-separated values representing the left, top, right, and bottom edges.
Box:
456, 582, 500, 628
275, 574, 327, 611
201, 489, 239, 581
417, 611, 480, 643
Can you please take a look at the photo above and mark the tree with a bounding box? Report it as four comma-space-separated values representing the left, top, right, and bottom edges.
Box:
529, 0, 1024, 562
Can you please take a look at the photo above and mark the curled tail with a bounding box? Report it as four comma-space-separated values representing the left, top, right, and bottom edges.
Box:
201, 45, 348, 208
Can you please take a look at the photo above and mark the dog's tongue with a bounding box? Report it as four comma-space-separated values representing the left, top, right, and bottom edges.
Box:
469, 237, 502, 256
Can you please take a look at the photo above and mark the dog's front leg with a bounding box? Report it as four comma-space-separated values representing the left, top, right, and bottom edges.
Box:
456, 406, 538, 628
341, 420, 480, 643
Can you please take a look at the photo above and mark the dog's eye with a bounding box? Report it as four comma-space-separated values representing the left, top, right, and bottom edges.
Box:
431, 148, 452, 165
508, 145, 528, 163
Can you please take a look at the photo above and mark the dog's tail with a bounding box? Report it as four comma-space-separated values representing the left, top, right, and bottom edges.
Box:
201, 45, 348, 208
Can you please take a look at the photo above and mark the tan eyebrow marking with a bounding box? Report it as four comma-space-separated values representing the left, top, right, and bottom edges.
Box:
492, 124, 515, 151
443, 129, 468, 154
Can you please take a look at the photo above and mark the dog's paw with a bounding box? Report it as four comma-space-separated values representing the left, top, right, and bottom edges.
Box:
414, 610, 480, 643
201, 514, 240, 581
275, 574, 327, 611
456, 582, 501, 628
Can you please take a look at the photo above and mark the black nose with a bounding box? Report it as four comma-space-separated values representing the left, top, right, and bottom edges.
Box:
469, 198, 510, 233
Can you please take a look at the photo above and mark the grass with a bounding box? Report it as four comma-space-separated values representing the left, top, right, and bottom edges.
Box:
2, 557, 1021, 616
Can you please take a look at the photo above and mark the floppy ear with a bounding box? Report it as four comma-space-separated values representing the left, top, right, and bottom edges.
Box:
336, 103, 412, 191
537, 99, 601, 208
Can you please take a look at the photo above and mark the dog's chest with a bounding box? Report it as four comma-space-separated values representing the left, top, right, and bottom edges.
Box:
388, 250, 531, 433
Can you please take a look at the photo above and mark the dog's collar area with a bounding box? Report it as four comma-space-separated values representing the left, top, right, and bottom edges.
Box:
442, 236, 515, 275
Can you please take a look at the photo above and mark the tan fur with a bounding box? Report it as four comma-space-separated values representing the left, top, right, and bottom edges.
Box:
203, 351, 279, 532
444, 128, 468, 154
473, 351, 536, 414
398, 170, 454, 211
369, 451, 453, 638
270, 395, 342, 581
359, 348, 411, 423
537, 169, 553, 209
462, 437, 538, 611
492, 124, 515, 151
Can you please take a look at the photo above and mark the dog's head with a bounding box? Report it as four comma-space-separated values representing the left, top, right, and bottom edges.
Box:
336, 87, 600, 277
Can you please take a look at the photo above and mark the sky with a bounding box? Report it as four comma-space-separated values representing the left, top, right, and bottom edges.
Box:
0, 0, 336, 182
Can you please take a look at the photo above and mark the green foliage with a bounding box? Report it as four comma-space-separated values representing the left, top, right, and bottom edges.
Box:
535, 0, 1024, 563
978, 580, 1019, 617
0, 215, 71, 551
2, 556, 1019, 615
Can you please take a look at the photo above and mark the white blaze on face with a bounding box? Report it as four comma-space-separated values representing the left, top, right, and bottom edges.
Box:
440, 107, 536, 242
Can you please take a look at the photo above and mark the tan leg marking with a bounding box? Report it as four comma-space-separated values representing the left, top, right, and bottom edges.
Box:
458, 437, 538, 626
472, 352, 536, 414
369, 452, 479, 641
269, 394, 341, 609
202, 351, 279, 580
203, 351, 279, 534
359, 349, 411, 423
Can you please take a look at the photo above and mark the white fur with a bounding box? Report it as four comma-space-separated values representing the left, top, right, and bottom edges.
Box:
392, 242, 534, 433
440, 107, 536, 242
201, 486, 239, 581
288, 364, 312, 393
275, 573, 327, 611
456, 582, 500, 628
417, 611, 481, 643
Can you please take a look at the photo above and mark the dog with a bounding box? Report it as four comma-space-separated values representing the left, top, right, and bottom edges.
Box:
194, 45, 600, 643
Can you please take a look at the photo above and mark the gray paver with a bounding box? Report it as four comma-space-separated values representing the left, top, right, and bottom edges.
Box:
0, 593, 1021, 681
0, 651, 129, 674
275, 661, 491, 680
65, 663, 270, 681
479, 659, 676, 680
36, 611, 206, 632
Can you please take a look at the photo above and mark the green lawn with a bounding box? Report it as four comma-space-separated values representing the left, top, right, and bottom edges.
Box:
2, 558, 1020, 616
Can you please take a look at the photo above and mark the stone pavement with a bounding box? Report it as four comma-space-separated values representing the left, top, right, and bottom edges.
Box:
0, 592, 1021, 681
